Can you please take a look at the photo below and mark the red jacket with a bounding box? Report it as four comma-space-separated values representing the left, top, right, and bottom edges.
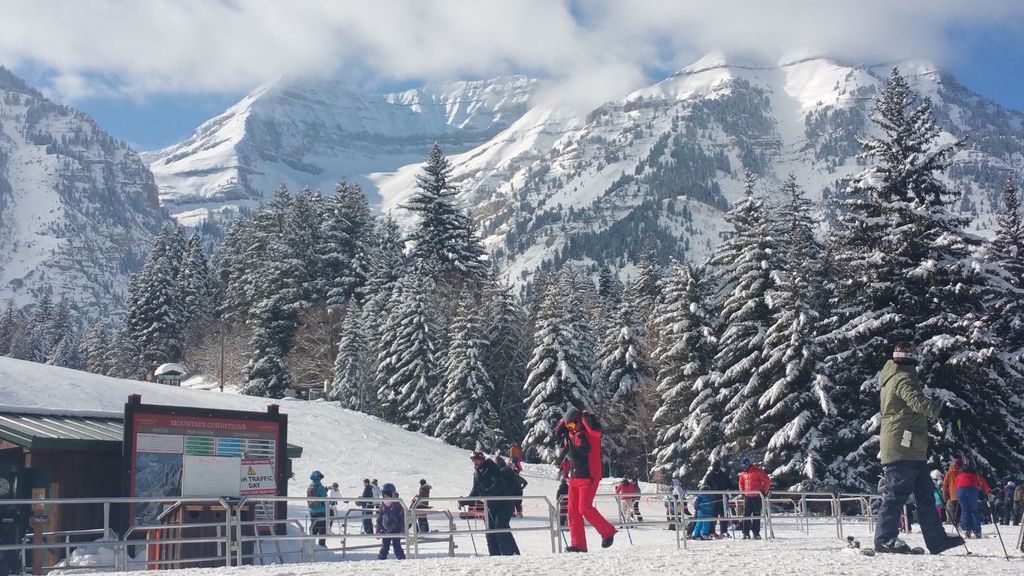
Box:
954, 471, 990, 494
557, 413, 604, 481
738, 466, 771, 496
615, 481, 640, 501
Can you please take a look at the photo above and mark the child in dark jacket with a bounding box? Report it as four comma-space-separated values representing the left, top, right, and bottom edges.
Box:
954, 462, 990, 539
376, 483, 405, 560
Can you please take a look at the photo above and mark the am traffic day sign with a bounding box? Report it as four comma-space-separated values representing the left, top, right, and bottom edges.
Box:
240, 458, 277, 495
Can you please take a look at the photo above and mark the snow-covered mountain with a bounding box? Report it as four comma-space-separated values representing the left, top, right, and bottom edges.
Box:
0, 67, 167, 317
144, 75, 539, 225
376, 53, 1024, 279
151, 54, 1024, 279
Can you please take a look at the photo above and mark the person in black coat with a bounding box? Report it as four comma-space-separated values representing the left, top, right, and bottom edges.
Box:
358, 478, 375, 535
704, 462, 732, 538
464, 452, 518, 556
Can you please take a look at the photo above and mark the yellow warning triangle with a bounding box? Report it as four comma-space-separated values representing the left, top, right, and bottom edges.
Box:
247, 466, 256, 475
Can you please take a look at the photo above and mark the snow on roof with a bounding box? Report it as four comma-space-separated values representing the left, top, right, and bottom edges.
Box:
155, 362, 188, 376
0, 357, 559, 500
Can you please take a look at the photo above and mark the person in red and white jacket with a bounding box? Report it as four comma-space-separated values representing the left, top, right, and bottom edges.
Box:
737, 457, 771, 539
953, 460, 990, 539
555, 407, 617, 552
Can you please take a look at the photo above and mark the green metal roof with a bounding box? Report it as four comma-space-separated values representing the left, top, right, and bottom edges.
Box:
0, 412, 303, 458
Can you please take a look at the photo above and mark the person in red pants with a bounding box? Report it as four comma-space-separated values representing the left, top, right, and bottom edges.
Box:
556, 407, 617, 552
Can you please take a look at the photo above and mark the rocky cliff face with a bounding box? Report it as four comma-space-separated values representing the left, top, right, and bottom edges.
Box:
0, 67, 167, 317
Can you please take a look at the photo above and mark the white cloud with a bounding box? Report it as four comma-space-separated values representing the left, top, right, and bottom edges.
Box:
0, 0, 1021, 103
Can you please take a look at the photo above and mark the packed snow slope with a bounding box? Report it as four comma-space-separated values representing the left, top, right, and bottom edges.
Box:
144, 76, 538, 225
88, 529, 1021, 575
0, 67, 167, 317
0, 357, 558, 499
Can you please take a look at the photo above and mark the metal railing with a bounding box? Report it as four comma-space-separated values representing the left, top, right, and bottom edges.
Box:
1, 488, 1017, 573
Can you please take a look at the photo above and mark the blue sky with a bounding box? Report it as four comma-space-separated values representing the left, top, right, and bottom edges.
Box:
2, 1, 1022, 151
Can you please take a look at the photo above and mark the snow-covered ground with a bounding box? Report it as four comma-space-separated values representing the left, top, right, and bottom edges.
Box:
2, 358, 1021, 574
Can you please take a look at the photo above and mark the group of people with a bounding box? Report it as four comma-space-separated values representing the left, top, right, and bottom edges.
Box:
462, 450, 528, 556
305, 473, 416, 560
939, 457, 1023, 538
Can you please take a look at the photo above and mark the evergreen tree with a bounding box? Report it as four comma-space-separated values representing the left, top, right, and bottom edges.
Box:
405, 144, 488, 281
128, 225, 185, 373
320, 179, 375, 305
756, 174, 834, 488
331, 303, 367, 410
483, 276, 530, 444
47, 335, 80, 369
375, 273, 439, 431
988, 177, 1024, 345
436, 292, 498, 449
708, 170, 777, 453
177, 233, 214, 336
632, 242, 662, 327
598, 286, 655, 474
650, 262, 715, 481
80, 320, 110, 375
522, 270, 594, 463
28, 292, 54, 363
0, 299, 17, 355
106, 322, 142, 379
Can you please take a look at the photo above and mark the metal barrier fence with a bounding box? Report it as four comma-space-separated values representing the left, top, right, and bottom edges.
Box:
1, 490, 1019, 573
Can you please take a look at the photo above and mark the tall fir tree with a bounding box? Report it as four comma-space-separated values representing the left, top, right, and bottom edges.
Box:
435, 292, 498, 449
28, 292, 54, 363
128, 225, 185, 373
375, 273, 439, 431
331, 303, 367, 410
522, 270, 595, 463
482, 275, 530, 445
47, 335, 80, 369
176, 233, 214, 340
106, 322, 142, 379
708, 169, 778, 455
650, 262, 715, 481
405, 144, 488, 282
756, 174, 834, 488
80, 320, 110, 375
320, 179, 375, 305
0, 299, 18, 355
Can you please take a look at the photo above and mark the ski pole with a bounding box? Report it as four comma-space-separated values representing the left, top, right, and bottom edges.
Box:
460, 507, 479, 556
988, 504, 1010, 561
952, 522, 973, 556
617, 505, 634, 545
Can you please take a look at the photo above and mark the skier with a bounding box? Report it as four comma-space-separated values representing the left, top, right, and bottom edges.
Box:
555, 407, 617, 552
306, 471, 328, 547
327, 481, 342, 534
737, 457, 770, 539
415, 479, 432, 533
376, 483, 406, 560
464, 452, 518, 556
1014, 481, 1023, 526
690, 482, 714, 540
705, 459, 733, 538
941, 458, 963, 527
497, 457, 528, 518
615, 478, 638, 526
627, 476, 644, 522
954, 460, 990, 539
509, 442, 524, 471
874, 342, 964, 554
1001, 481, 1015, 525
358, 478, 375, 535
665, 478, 685, 531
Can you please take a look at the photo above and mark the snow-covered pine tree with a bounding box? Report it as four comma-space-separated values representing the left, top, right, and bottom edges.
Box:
28, 292, 54, 363
988, 177, 1024, 345
105, 322, 142, 379
177, 233, 214, 341
822, 68, 1024, 486
708, 169, 777, 454
79, 320, 110, 375
128, 225, 185, 373
331, 302, 367, 410
320, 179, 375, 306
522, 269, 595, 463
597, 264, 624, 304
436, 291, 498, 449
597, 285, 655, 475
214, 218, 254, 323
45, 296, 75, 359
482, 275, 530, 444
47, 335, 80, 369
0, 299, 17, 355
756, 174, 835, 488
650, 262, 716, 481
375, 272, 439, 431
405, 144, 487, 282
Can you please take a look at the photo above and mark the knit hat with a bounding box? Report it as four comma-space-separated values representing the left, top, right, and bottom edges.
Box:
310, 470, 324, 481
470, 451, 486, 462
563, 407, 581, 422
893, 341, 916, 363
420, 479, 427, 485
739, 457, 752, 469
382, 483, 396, 496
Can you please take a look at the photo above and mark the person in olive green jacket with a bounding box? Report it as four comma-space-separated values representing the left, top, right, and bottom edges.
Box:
873, 342, 964, 555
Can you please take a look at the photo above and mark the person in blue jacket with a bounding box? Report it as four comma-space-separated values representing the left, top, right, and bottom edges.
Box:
691, 482, 714, 540
376, 483, 406, 560
306, 470, 328, 547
